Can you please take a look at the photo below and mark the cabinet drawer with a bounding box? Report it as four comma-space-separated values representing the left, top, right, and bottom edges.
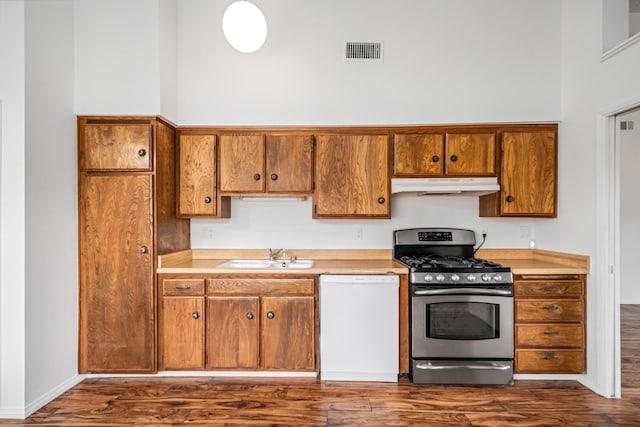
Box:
515, 350, 585, 373
162, 279, 205, 296
83, 124, 152, 171
207, 278, 314, 296
516, 300, 583, 322
515, 280, 582, 298
515, 324, 584, 348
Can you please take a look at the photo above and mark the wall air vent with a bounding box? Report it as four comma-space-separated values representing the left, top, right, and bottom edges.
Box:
345, 41, 383, 60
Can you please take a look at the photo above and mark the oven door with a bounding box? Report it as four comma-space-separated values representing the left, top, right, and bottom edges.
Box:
411, 289, 513, 359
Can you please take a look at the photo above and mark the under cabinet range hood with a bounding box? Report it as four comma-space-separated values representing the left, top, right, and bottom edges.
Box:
391, 177, 500, 197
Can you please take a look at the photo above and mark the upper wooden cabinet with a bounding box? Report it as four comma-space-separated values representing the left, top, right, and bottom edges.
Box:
81, 123, 152, 171
218, 133, 313, 195
314, 134, 390, 218
176, 132, 230, 218
480, 128, 557, 218
393, 132, 495, 177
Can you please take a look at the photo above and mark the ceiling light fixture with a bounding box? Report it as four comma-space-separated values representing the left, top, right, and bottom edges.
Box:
222, 1, 267, 53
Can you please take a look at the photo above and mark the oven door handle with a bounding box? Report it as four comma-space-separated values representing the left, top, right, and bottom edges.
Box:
415, 362, 512, 371
413, 288, 513, 296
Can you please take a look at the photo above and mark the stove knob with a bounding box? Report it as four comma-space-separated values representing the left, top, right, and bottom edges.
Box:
467, 275, 477, 282
424, 274, 434, 282
482, 274, 492, 282
494, 275, 503, 282
435, 274, 445, 282
451, 274, 460, 282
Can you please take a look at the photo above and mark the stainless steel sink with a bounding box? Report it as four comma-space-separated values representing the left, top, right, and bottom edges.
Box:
215, 259, 314, 269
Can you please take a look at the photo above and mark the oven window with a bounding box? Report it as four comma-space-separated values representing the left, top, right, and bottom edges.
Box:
426, 302, 499, 340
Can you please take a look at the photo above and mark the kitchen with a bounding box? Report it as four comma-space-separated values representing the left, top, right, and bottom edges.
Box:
1, 0, 640, 423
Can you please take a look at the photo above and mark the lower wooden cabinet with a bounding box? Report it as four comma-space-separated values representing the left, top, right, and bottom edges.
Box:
514, 275, 586, 374
158, 275, 317, 372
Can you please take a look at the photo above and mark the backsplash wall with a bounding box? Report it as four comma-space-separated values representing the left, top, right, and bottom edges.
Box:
190, 194, 540, 250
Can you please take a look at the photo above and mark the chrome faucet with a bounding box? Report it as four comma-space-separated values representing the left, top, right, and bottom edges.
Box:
268, 248, 285, 262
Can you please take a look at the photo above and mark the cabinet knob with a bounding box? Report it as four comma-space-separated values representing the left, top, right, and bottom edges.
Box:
253, 173, 261, 181
140, 245, 149, 254
192, 311, 200, 320
138, 148, 147, 157
377, 197, 386, 204
506, 195, 514, 203
266, 311, 275, 319
450, 154, 458, 162
204, 196, 212, 204
270, 173, 278, 181
246, 312, 254, 320
432, 155, 440, 163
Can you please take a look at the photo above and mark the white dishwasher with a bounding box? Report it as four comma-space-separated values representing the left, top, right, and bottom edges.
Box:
319, 274, 399, 382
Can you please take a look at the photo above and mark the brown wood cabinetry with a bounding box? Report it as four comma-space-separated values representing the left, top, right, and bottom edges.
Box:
514, 275, 586, 374
480, 128, 557, 218
157, 275, 316, 372
314, 134, 390, 218
176, 132, 230, 218
218, 133, 313, 195
78, 116, 189, 373
393, 132, 495, 177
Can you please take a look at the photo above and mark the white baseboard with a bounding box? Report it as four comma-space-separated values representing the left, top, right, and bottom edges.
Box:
88, 371, 318, 378
0, 374, 86, 420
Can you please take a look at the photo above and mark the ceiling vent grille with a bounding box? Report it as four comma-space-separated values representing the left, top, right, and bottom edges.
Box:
345, 41, 383, 60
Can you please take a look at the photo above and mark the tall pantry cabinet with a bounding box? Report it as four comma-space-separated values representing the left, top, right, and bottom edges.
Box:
77, 116, 190, 373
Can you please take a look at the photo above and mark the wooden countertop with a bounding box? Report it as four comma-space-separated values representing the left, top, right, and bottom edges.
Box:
157, 249, 408, 275
475, 248, 590, 275
157, 248, 589, 276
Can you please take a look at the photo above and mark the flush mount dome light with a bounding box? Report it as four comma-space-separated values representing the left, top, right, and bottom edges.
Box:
222, 1, 267, 53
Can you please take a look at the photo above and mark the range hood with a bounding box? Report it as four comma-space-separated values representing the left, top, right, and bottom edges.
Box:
391, 177, 500, 197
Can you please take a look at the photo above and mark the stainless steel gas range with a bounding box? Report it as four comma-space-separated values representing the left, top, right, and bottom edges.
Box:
394, 228, 514, 385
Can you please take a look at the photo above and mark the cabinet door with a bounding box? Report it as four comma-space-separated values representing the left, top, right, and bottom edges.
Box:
314, 134, 390, 218
177, 134, 217, 216
501, 131, 556, 216
80, 175, 154, 372
445, 132, 495, 176
218, 134, 265, 193
393, 134, 444, 176
266, 134, 313, 193
261, 296, 315, 370
82, 123, 152, 171
206, 296, 260, 369
159, 297, 205, 370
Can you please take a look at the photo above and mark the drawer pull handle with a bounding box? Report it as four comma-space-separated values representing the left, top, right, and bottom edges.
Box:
543, 355, 560, 361
542, 305, 560, 311
174, 286, 192, 291
543, 286, 559, 292
543, 331, 559, 335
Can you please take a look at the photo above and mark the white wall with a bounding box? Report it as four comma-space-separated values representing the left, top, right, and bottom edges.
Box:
0, 0, 27, 417
177, 0, 561, 126
602, 0, 629, 52
620, 108, 640, 303
25, 0, 80, 411
74, 0, 162, 115
534, 0, 640, 396
159, 0, 178, 121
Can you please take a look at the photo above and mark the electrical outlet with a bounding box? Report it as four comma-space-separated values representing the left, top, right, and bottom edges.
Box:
481, 226, 489, 235
207, 228, 215, 240
355, 228, 363, 241
519, 226, 530, 239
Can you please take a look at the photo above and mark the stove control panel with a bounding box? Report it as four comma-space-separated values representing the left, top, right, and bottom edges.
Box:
411, 271, 513, 285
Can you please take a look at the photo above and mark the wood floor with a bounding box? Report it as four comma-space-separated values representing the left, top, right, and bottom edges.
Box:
5, 305, 640, 426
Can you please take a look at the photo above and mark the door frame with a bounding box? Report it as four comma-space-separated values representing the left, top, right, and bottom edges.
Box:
598, 95, 640, 398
